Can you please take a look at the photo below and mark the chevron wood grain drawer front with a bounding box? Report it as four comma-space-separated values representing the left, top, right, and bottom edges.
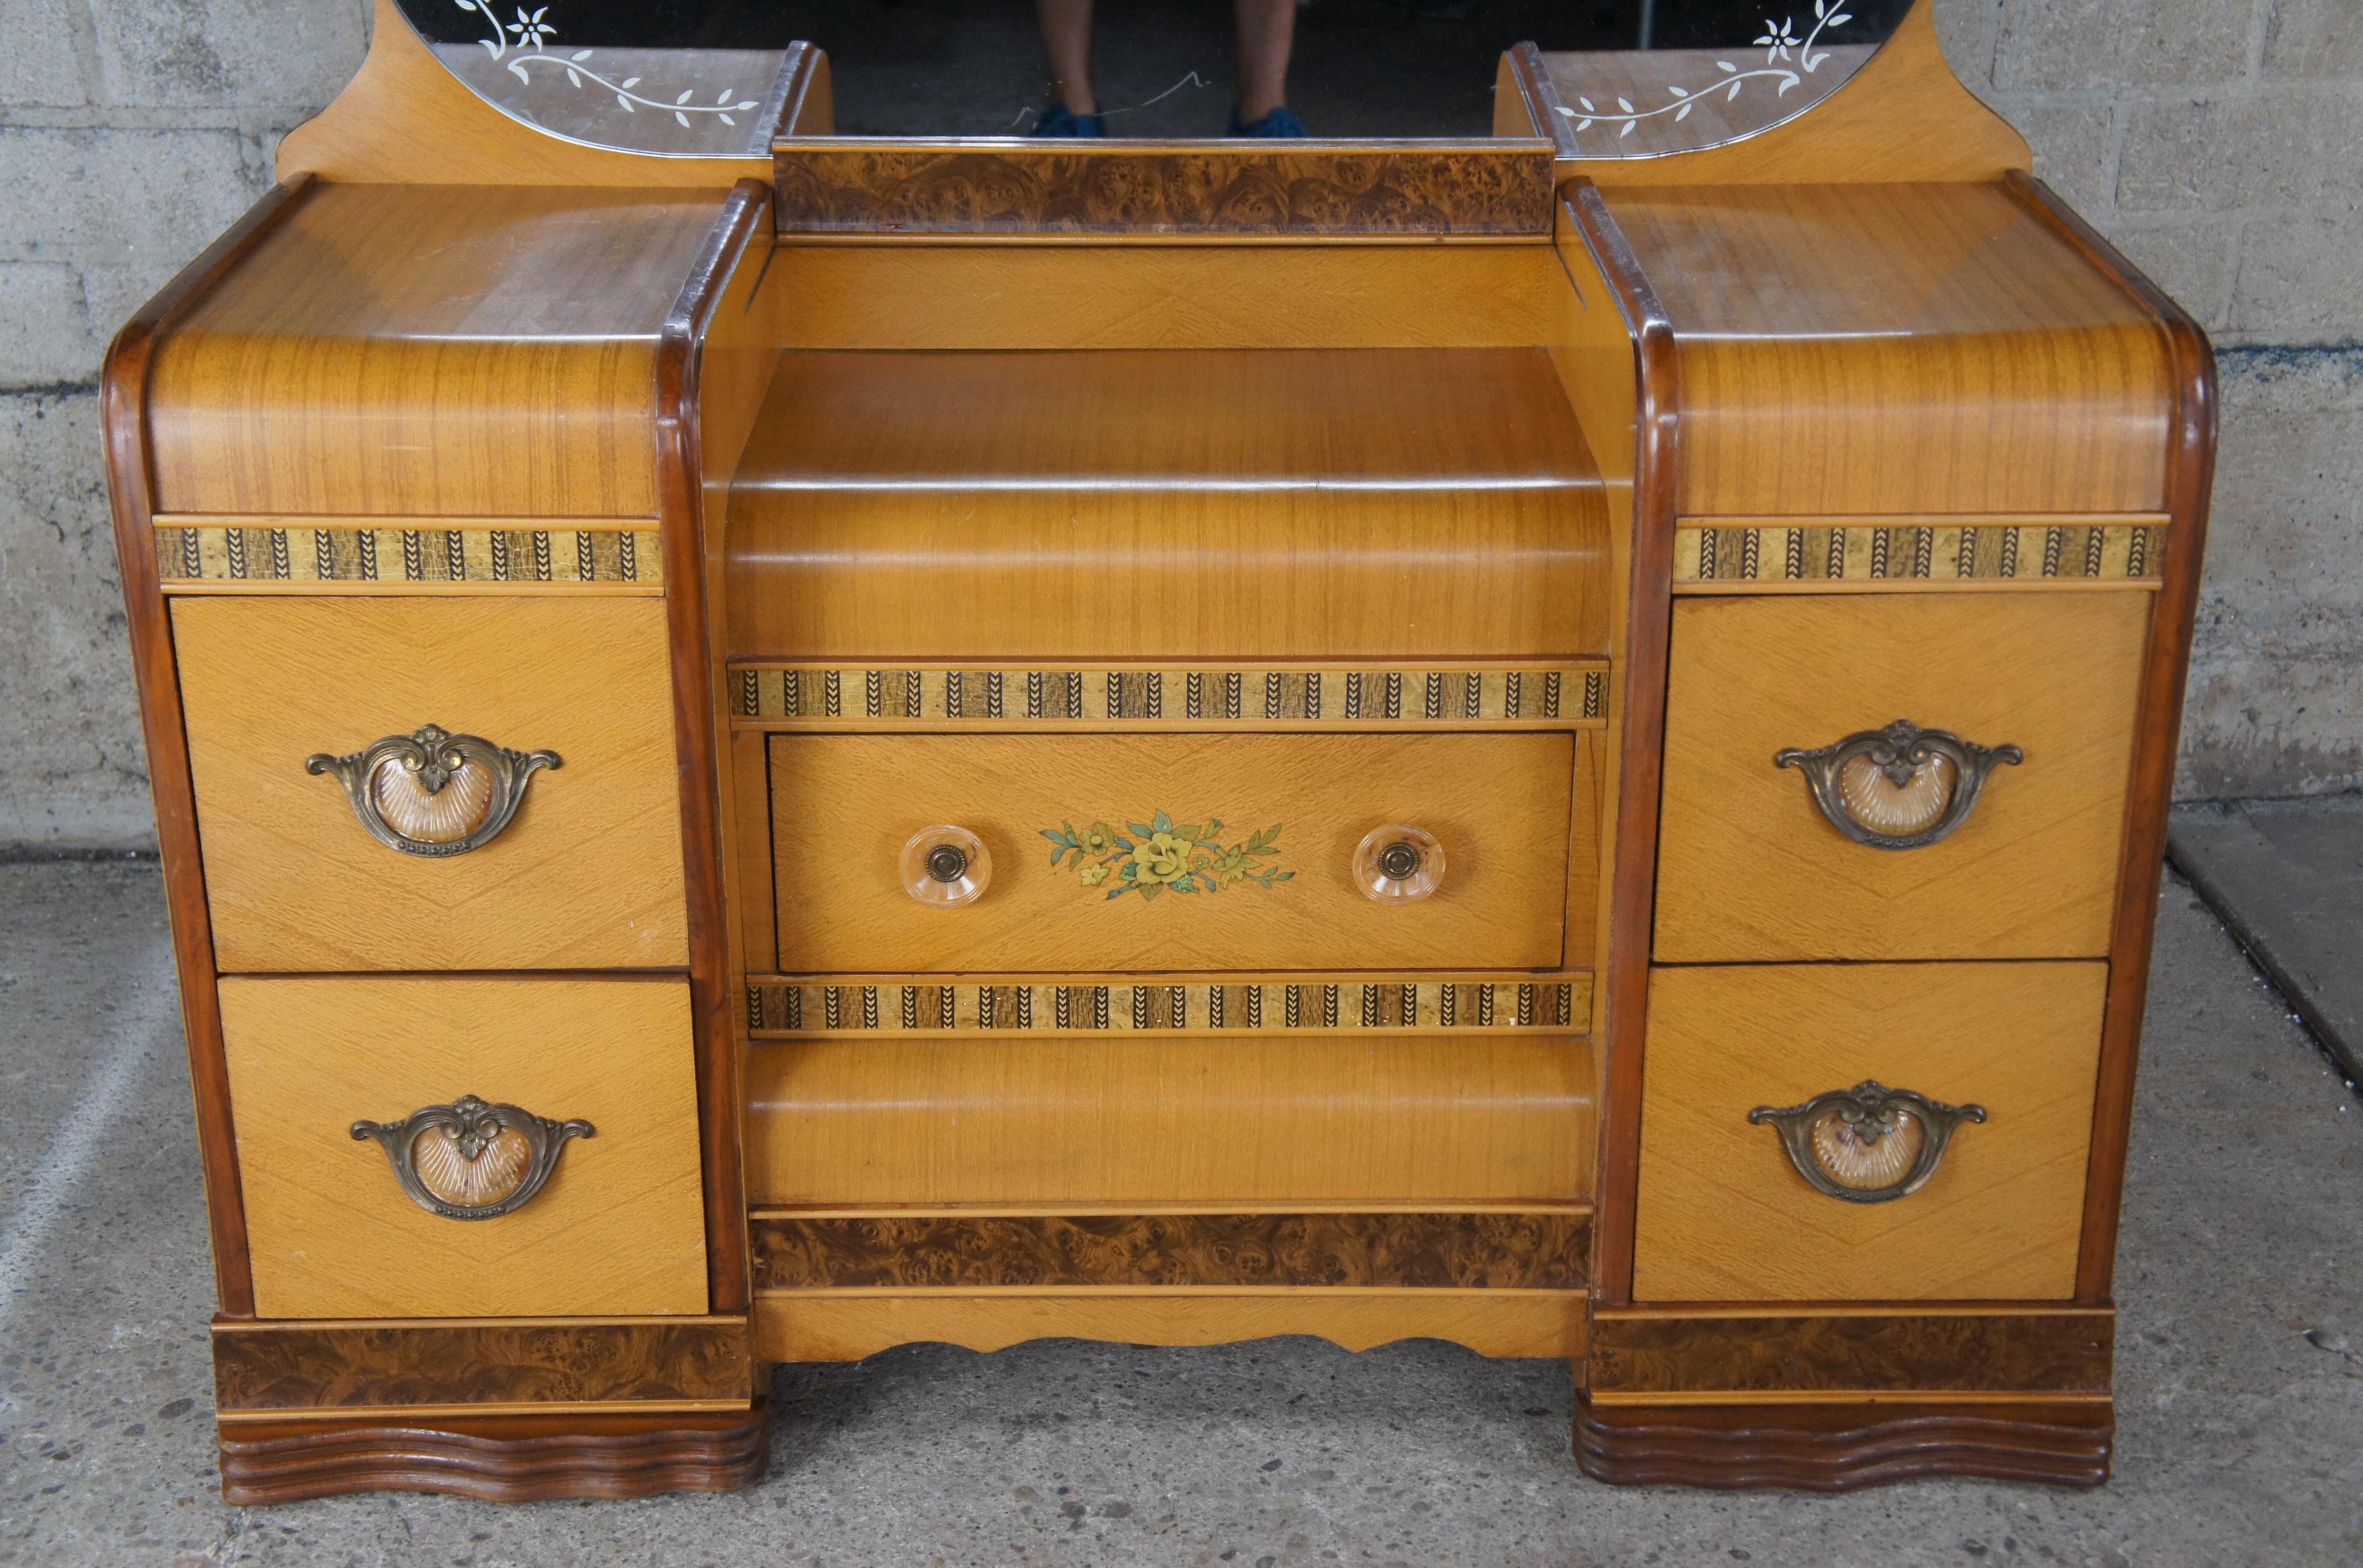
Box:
173, 596, 687, 972
1632, 962, 2105, 1302
219, 977, 709, 1320
764, 730, 1589, 974
1653, 590, 2148, 963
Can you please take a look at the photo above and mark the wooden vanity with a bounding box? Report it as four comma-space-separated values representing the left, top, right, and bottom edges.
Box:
103, 0, 2213, 1501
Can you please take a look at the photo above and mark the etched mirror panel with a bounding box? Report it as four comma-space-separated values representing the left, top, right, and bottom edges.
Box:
397, 0, 1913, 146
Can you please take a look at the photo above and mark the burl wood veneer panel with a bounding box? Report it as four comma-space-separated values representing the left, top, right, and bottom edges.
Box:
146, 183, 723, 517
1654, 591, 2147, 963
222, 977, 707, 1319
746, 1034, 1594, 1206
1605, 183, 2173, 517
1589, 1309, 2113, 1398
213, 1318, 753, 1412
766, 731, 1578, 974
1633, 963, 2104, 1302
771, 140, 1553, 238
750, 1211, 1589, 1289
174, 597, 687, 972
726, 348, 1609, 660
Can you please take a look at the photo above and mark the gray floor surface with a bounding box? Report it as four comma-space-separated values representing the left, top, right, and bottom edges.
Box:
2, 859, 2359, 1567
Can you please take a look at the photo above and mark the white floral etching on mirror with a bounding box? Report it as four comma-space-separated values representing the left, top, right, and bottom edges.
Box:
1546, 3, 1876, 158
453, 2, 762, 126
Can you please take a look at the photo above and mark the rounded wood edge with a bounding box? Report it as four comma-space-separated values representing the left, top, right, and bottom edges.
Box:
1573, 1395, 2112, 1491
217, 1397, 770, 1505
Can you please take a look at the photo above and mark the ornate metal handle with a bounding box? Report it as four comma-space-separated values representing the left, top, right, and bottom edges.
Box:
900, 824, 991, 906
1748, 1081, 1986, 1204
1353, 824, 1446, 902
351, 1094, 594, 1220
307, 723, 560, 858
1774, 718, 2021, 851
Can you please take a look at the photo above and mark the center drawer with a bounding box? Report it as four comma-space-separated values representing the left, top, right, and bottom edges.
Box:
763, 731, 1582, 973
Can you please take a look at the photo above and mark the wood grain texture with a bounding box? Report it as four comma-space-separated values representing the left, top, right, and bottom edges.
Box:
768, 242, 1574, 351
220, 977, 708, 1319
212, 1318, 753, 1412
770, 140, 1553, 239
1574, 1397, 2111, 1491
765, 732, 1578, 974
1633, 963, 2105, 1303
1556, 182, 1680, 1309
102, 176, 319, 1318
1604, 181, 2173, 518
217, 1399, 769, 1504
746, 1034, 1595, 1207
725, 348, 1609, 660
2003, 174, 2220, 1306
658, 179, 770, 1322
1653, 592, 2149, 963
756, 1289, 1585, 1362
1589, 1310, 2112, 1398
276, 0, 778, 188
146, 182, 723, 518
1535, 2, 2034, 187
172, 596, 687, 973
751, 1212, 1589, 1289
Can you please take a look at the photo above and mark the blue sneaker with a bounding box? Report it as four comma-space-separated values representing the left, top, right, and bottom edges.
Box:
1228, 105, 1309, 137
1032, 103, 1108, 137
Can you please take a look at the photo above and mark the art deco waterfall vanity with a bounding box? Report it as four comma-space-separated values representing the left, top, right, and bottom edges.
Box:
103, 0, 2213, 1502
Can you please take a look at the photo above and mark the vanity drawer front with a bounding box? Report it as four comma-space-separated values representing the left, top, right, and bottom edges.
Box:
765, 731, 1583, 974
174, 596, 687, 972
1633, 962, 2103, 1303
1654, 591, 2148, 963
746, 1034, 1595, 1207
221, 976, 708, 1320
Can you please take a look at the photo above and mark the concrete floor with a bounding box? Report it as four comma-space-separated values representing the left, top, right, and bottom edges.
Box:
1, 860, 2359, 1566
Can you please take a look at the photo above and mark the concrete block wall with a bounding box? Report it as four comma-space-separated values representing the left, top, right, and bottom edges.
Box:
0, 1, 2351, 850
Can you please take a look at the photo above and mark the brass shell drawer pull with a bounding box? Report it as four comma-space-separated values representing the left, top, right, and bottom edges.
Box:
351, 1095, 595, 1220
1774, 718, 2021, 851
1748, 1081, 1986, 1204
1353, 824, 1446, 903
901, 824, 992, 906
306, 723, 560, 858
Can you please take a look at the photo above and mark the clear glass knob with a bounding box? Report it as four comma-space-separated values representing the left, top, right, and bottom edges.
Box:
1354, 824, 1444, 902
899, 824, 991, 906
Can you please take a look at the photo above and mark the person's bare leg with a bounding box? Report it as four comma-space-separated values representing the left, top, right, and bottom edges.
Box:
1036, 0, 1097, 115
1233, 0, 1296, 122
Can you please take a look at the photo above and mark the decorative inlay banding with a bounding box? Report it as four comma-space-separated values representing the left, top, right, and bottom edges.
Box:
1674, 522, 2164, 588
155, 523, 661, 587
730, 664, 1605, 726
746, 975, 1589, 1036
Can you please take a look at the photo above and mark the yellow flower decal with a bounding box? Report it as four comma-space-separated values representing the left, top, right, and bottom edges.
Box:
1042, 812, 1291, 903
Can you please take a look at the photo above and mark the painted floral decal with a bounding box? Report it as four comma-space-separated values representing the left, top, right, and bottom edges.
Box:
1555, 1, 1853, 140
452, 2, 761, 127
1042, 812, 1293, 903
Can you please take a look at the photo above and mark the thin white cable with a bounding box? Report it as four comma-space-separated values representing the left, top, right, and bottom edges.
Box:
0, 942, 177, 1330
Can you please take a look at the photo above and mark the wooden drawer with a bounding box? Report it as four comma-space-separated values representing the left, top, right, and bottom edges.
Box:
764, 732, 1584, 973
746, 1034, 1593, 1206
221, 976, 707, 1319
174, 597, 686, 971
1633, 963, 2103, 1302
1654, 591, 2147, 962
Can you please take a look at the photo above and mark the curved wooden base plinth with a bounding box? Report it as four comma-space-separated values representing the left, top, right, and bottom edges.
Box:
1574, 1398, 2111, 1491
218, 1400, 768, 1505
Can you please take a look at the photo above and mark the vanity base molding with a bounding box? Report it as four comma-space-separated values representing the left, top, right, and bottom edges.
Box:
1573, 1396, 2113, 1492
216, 1398, 770, 1506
